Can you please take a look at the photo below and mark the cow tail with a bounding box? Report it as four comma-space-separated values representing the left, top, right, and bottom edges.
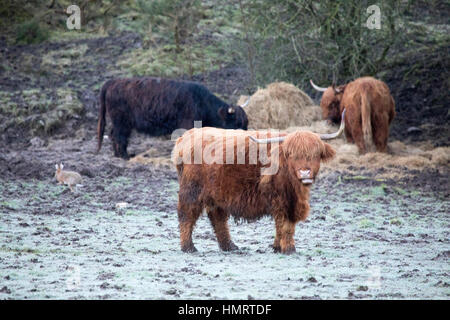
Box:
172, 140, 184, 178
360, 92, 375, 152
97, 83, 108, 153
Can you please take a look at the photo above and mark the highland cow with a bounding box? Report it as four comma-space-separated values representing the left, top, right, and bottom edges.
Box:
172, 111, 345, 254
311, 77, 395, 154
97, 77, 249, 159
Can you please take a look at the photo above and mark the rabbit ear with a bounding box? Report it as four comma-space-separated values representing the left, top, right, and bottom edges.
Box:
55, 164, 58, 170
60, 163, 64, 170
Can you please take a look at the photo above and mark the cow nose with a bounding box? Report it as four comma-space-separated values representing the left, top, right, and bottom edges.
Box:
298, 169, 314, 185
299, 169, 311, 179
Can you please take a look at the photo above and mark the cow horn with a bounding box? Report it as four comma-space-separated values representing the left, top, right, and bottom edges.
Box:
332, 83, 343, 94
239, 98, 251, 108
250, 109, 346, 144
249, 135, 286, 144
319, 109, 346, 140
310, 79, 327, 92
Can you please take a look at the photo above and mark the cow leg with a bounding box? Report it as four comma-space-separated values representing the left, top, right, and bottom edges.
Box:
179, 220, 197, 253
178, 202, 202, 253
207, 207, 239, 251
118, 144, 129, 159
280, 220, 296, 254
351, 125, 367, 154
110, 125, 131, 159
116, 131, 131, 159
372, 113, 389, 153
344, 125, 354, 144
110, 128, 121, 157
272, 217, 283, 252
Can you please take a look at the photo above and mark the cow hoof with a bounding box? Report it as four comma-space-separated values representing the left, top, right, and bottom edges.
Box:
281, 246, 296, 255
221, 241, 239, 252
181, 244, 198, 253
229, 241, 239, 251
272, 245, 281, 253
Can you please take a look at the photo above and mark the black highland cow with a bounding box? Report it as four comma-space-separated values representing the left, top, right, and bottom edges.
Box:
97, 77, 249, 159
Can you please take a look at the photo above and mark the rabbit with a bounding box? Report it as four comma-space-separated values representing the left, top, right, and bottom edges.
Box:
55, 163, 82, 192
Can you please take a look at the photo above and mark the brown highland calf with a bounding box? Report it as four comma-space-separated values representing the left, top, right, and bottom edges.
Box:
172, 113, 345, 254
311, 77, 395, 154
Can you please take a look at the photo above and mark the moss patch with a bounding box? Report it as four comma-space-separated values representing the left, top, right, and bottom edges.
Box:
41, 44, 89, 75
0, 88, 84, 135
118, 43, 231, 78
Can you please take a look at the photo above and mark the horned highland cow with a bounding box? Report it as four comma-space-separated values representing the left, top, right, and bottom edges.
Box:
97, 77, 249, 159
172, 111, 345, 254
310, 76, 395, 154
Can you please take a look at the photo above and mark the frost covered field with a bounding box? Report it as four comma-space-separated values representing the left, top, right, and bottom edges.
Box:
0, 136, 448, 299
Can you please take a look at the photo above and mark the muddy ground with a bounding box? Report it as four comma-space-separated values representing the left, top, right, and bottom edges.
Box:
0, 30, 449, 299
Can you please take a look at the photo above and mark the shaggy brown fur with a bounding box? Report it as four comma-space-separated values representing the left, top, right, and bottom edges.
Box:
172, 127, 336, 254
319, 77, 395, 154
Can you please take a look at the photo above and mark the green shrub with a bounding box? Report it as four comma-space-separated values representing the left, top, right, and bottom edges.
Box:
15, 20, 49, 44
234, 0, 409, 87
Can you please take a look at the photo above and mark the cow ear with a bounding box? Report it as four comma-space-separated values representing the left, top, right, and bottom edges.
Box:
334, 84, 346, 94
218, 106, 227, 119
321, 143, 336, 162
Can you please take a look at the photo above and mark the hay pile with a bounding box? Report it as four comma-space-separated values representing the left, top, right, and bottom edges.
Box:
128, 148, 172, 168
237, 82, 322, 130
320, 138, 450, 178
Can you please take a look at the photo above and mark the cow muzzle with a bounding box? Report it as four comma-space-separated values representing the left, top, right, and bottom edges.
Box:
298, 169, 314, 185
